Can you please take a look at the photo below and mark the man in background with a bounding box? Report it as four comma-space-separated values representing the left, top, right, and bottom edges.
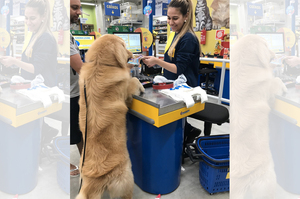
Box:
70, 0, 83, 177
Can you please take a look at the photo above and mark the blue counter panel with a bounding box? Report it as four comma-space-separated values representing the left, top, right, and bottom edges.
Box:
127, 113, 184, 194
269, 112, 300, 195
0, 119, 41, 194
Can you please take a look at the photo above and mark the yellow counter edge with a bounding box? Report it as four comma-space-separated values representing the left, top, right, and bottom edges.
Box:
130, 98, 205, 128
274, 99, 300, 128
0, 102, 62, 128
201, 60, 230, 69
157, 102, 205, 127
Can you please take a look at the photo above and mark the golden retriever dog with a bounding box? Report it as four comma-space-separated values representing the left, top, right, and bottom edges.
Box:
76, 34, 145, 199
230, 35, 287, 199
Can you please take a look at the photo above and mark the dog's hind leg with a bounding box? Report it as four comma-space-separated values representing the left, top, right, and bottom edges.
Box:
107, 162, 134, 199
76, 176, 105, 199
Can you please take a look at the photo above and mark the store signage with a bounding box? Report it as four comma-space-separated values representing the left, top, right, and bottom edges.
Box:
73, 35, 95, 50
286, 5, 295, 15
0, 28, 11, 49
1, 5, 9, 16
80, 18, 88, 24
104, 2, 120, 17
58, 29, 64, 45
162, 3, 168, 16
135, 27, 153, 51
247, 3, 263, 16
215, 29, 225, 40
12, 3, 26, 16
155, 3, 167, 16
285, 0, 297, 15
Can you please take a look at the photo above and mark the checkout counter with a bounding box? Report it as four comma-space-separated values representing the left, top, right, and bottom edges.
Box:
270, 86, 300, 195
0, 87, 62, 194
127, 87, 205, 194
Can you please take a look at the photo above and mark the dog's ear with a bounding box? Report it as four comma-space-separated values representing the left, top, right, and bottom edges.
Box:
114, 43, 127, 67
256, 38, 275, 69
114, 41, 133, 68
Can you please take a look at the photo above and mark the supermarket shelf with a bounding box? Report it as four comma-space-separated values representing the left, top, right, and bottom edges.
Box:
154, 28, 167, 31
153, 24, 167, 27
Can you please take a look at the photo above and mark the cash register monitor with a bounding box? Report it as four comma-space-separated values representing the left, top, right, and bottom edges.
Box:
256, 32, 285, 54
73, 35, 95, 50
113, 32, 142, 54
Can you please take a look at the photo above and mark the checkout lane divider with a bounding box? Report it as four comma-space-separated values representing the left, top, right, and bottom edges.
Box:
200, 58, 230, 105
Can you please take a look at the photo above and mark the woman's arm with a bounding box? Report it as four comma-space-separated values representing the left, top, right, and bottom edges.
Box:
14, 59, 35, 73
0, 56, 34, 73
143, 56, 177, 74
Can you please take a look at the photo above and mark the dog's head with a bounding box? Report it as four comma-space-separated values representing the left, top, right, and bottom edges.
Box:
231, 35, 275, 76
85, 34, 133, 68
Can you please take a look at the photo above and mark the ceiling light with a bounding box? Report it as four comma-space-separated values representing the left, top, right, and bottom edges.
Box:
82, 11, 90, 16
108, 0, 121, 3
252, 0, 263, 3
81, 2, 96, 6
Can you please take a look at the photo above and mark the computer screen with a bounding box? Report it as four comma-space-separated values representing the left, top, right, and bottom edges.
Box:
230, 35, 238, 46
256, 32, 285, 54
73, 35, 95, 50
113, 32, 142, 54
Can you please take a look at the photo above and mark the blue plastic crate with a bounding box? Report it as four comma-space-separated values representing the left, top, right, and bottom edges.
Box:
196, 135, 229, 194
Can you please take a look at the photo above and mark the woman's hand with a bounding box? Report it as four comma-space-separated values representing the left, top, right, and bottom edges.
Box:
0, 56, 17, 67
142, 56, 158, 67
284, 56, 300, 67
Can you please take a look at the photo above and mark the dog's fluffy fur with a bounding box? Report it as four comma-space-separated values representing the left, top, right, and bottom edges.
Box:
230, 35, 287, 199
76, 34, 144, 199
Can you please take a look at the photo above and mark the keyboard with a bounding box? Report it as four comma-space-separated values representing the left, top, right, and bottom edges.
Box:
0, 74, 11, 87
137, 74, 153, 82
0, 74, 11, 81
136, 74, 153, 88
280, 74, 296, 88
280, 74, 296, 82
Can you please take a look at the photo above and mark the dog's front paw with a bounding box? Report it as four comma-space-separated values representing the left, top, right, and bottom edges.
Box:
274, 77, 288, 95
139, 82, 145, 94
130, 77, 145, 96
